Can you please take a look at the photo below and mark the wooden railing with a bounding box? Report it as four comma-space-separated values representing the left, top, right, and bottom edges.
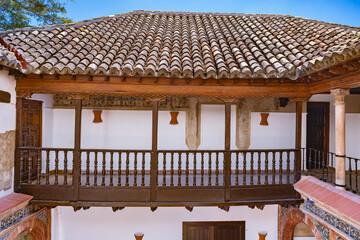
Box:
15, 147, 301, 206
301, 148, 360, 195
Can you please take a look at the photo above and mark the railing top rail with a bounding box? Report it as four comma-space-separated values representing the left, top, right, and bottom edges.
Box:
302, 147, 358, 160
17, 146, 75, 151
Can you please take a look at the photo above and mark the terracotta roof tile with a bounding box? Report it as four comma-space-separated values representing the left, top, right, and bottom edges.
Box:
1, 10, 360, 79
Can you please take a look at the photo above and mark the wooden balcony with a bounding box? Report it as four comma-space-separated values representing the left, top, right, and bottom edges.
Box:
16, 147, 302, 208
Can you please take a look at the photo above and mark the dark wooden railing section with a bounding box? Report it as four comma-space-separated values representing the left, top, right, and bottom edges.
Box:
16, 147, 301, 207
302, 148, 360, 195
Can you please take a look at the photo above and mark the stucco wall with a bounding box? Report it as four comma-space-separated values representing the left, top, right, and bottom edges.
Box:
0, 70, 16, 198
53, 205, 278, 240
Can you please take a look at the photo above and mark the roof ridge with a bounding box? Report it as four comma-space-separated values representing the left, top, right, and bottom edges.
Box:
1, 10, 359, 34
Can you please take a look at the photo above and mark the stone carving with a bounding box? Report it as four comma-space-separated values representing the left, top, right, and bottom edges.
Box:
53, 94, 189, 109
0, 130, 15, 191
303, 201, 360, 239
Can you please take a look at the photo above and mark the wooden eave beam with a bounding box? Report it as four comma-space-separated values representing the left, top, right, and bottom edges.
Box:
16, 76, 310, 98
308, 70, 360, 94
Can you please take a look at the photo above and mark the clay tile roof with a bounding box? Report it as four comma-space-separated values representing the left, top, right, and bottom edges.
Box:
1, 10, 360, 79
0, 38, 25, 71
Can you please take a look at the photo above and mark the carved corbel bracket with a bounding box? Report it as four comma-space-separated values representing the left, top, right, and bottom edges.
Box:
289, 96, 311, 102
145, 96, 167, 103
67, 94, 90, 100
16, 89, 33, 98
150, 206, 158, 212
185, 206, 193, 212
217, 97, 239, 103
218, 206, 230, 212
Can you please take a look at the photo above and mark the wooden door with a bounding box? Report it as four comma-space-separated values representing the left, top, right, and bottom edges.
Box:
306, 102, 329, 169
16, 98, 42, 181
183, 221, 245, 240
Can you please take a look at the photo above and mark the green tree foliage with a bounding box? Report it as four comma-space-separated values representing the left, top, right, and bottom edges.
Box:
0, 0, 73, 30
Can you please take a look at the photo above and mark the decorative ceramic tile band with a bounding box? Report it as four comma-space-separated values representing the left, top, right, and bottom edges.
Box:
310, 218, 330, 240
34, 208, 48, 225
303, 201, 360, 240
0, 206, 35, 233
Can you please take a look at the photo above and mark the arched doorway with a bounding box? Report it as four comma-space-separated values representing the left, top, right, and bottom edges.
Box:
280, 209, 321, 240
14, 231, 35, 240
293, 222, 315, 239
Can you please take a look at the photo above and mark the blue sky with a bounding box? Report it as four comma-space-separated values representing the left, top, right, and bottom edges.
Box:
64, 0, 360, 27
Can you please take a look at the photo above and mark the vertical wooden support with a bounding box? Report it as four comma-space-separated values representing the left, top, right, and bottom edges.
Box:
73, 99, 82, 201
150, 100, 159, 202
224, 102, 231, 201
14, 97, 23, 192
331, 88, 349, 187
295, 101, 303, 182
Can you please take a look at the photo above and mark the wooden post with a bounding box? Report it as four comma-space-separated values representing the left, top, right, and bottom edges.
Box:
224, 102, 231, 201
73, 99, 82, 201
150, 100, 159, 202
295, 101, 303, 182
14, 97, 23, 192
331, 88, 349, 187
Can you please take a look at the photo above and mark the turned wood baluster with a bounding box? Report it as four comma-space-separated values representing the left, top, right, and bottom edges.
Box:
117, 152, 122, 186
55, 150, 59, 185
86, 151, 90, 186
110, 152, 114, 186
235, 152, 239, 186
348, 158, 352, 189
171, 152, 174, 186
355, 159, 358, 192
201, 152, 204, 186
193, 153, 197, 186
126, 152, 130, 186
250, 152, 254, 185
134, 152, 138, 186
279, 151, 283, 184
101, 151, 106, 186
208, 152, 212, 186
45, 150, 50, 185
141, 152, 145, 186
36, 149, 41, 184
19, 151, 24, 183
265, 152, 269, 185
258, 152, 261, 185
286, 151, 290, 184
94, 151, 98, 186
215, 152, 219, 186
163, 153, 166, 186
185, 152, 189, 186
243, 152, 247, 185
64, 150, 68, 185
272, 151, 276, 184
178, 153, 182, 186
27, 152, 32, 184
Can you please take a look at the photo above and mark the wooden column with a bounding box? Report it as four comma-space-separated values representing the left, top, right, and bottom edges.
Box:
73, 98, 82, 201
14, 97, 23, 192
150, 100, 159, 202
224, 101, 231, 201
331, 88, 349, 187
295, 101, 303, 181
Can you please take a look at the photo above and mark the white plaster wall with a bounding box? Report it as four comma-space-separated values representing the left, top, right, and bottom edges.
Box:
0, 70, 16, 133
54, 205, 278, 240
0, 70, 16, 198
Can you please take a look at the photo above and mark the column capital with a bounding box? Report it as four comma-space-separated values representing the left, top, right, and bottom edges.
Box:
330, 88, 350, 104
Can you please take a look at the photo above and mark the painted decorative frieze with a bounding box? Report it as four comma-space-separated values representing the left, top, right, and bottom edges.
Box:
54, 94, 189, 109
